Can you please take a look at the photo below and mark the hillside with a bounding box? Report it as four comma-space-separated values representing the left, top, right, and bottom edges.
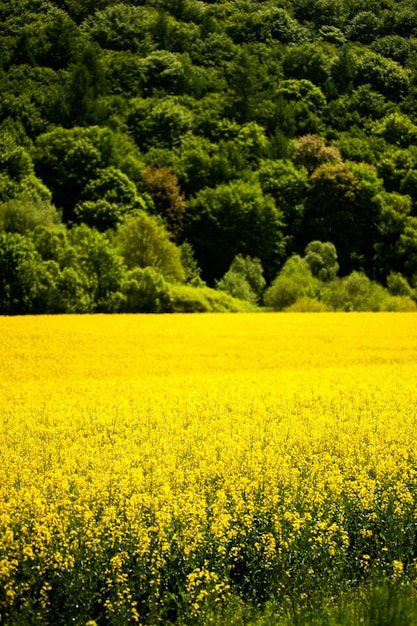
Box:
1, 0, 417, 313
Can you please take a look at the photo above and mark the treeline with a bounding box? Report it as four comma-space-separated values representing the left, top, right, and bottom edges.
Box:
1, 0, 417, 313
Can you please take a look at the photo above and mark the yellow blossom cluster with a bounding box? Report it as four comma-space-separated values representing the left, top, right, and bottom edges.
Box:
0, 312, 416, 624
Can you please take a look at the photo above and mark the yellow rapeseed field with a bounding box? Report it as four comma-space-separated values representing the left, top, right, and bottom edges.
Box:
0, 312, 417, 625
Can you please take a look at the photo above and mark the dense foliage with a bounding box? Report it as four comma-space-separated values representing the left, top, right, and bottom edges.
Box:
1, 0, 417, 312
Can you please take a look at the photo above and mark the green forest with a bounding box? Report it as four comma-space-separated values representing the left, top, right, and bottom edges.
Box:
2, 0, 417, 313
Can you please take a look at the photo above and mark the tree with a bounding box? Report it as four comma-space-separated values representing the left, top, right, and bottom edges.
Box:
269, 8, 308, 43
34, 127, 104, 218
0, 194, 61, 234
81, 4, 156, 55
321, 271, 394, 311
179, 240, 204, 285
257, 159, 308, 249
0, 131, 52, 204
372, 191, 417, 279
139, 165, 186, 240
263, 255, 320, 310
225, 47, 262, 123
386, 271, 415, 299
302, 162, 360, 273
0, 231, 76, 314
372, 112, 417, 148
68, 224, 126, 312
74, 167, 148, 230
291, 134, 342, 174
354, 50, 410, 101
34, 126, 142, 221
116, 212, 185, 283
121, 267, 171, 313
304, 241, 339, 281
377, 147, 416, 193
142, 50, 185, 95
184, 179, 286, 284
31, 225, 77, 269
127, 97, 193, 151
74, 199, 125, 232
348, 11, 380, 44
282, 43, 334, 88
275, 80, 327, 136
216, 254, 266, 304
69, 45, 106, 124
0, 232, 42, 314
40, 10, 81, 70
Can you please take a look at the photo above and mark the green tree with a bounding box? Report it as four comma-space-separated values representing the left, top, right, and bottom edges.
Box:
0, 131, 52, 203
275, 80, 327, 136
258, 159, 308, 249
68, 224, 126, 312
321, 271, 394, 311
216, 254, 266, 304
372, 112, 417, 148
127, 97, 193, 151
304, 240, 339, 281
179, 240, 204, 285
69, 44, 106, 124
263, 255, 320, 310
121, 267, 171, 313
348, 11, 380, 43
282, 43, 334, 88
225, 47, 262, 123
31, 225, 77, 269
34, 126, 141, 221
74, 166, 148, 230
302, 162, 360, 273
0, 232, 41, 314
0, 194, 61, 234
386, 271, 415, 299
0, 231, 77, 314
81, 4, 156, 55
354, 50, 410, 101
377, 147, 416, 193
39, 10, 81, 70
142, 50, 186, 95
116, 212, 185, 283
372, 191, 417, 279
184, 179, 286, 284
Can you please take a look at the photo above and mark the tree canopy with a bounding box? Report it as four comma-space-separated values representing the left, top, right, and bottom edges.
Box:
1, 0, 417, 312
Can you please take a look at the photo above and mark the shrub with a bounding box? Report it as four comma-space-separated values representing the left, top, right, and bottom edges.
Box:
121, 267, 171, 313
263, 255, 320, 310
284, 296, 331, 311
304, 240, 339, 281
322, 271, 395, 311
169, 284, 257, 312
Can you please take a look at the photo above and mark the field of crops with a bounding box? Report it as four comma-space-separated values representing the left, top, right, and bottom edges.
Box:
1, 313, 417, 625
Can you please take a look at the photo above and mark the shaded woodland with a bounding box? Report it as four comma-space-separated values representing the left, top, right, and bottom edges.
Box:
1, 0, 417, 312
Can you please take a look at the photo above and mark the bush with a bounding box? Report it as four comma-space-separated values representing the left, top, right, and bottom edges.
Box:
169, 284, 257, 312
322, 271, 397, 311
121, 267, 171, 313
386, 271, 416, 299
284, 296, 331, 311
384, 295, 417, 311
263, 255, 320, 310
216, 254, 266, 304
304, 240, 339, 281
